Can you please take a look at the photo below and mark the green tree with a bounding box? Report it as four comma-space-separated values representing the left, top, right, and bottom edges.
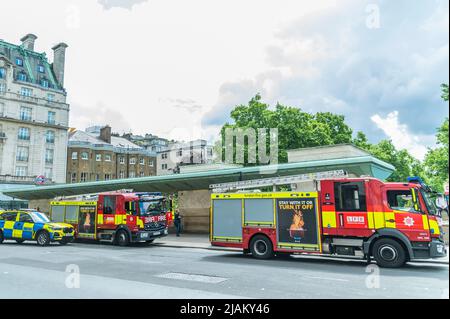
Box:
217, 94, 353, 165
441, 83, 449, 102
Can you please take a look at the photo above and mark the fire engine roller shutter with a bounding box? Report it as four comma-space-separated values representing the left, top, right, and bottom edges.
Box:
51, 206, 65, 222
244, 199, 274, 226
212, 199, 242, 242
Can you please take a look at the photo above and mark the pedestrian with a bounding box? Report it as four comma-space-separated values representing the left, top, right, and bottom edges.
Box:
436, 194, 448, 218
174, 209, 182, 237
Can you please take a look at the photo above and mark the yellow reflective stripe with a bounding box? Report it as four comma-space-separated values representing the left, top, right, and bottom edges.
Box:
367, 212, 375, 229
385, 212, 396, 228
411, 188, 419, 211
429, 219, 440, 235
51, 201, 97, 206
322, 211, 336, 228
212, 192, 318, 199
97, 214, 104, 224
373, 212, 385, 228
422, 215, 429, 230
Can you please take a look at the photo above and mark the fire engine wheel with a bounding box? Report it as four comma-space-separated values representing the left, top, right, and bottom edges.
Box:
115, 230, 130, 247
250, 235, 274, 259
36, 231, 50, 247
372, 238, 407, 268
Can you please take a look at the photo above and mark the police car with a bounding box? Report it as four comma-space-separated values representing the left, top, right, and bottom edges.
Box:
0, 210, 75, 246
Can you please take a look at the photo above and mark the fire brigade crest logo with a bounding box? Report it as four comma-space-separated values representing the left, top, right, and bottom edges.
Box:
403, 216, 415, 227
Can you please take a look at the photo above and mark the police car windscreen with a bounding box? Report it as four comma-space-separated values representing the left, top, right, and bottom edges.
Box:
30, 212, 50, 223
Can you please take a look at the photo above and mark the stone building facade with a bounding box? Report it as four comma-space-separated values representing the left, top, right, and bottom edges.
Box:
0, 34, 69, 184
67, 126, 156, 183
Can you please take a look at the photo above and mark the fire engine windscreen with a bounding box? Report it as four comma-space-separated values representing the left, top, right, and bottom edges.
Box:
139, 200, 166, 216
420, 190, 439, 216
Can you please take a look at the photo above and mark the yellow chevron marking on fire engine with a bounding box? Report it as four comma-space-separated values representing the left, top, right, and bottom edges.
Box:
429, 219, 440, 235
373, 212, 385, 228
422, 215, 430, 230
367, 212, 375, 229
321, 211, 336, 228
137, 217, 144, 228
97, 214, 104, 224
385, 212, 396, 228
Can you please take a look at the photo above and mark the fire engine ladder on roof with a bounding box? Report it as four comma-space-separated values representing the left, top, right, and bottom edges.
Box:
209, 169, 348, 193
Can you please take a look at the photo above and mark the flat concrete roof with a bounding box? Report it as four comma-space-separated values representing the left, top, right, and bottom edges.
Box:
3, 155, 395, 200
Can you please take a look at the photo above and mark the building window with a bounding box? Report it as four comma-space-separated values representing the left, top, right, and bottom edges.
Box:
80, 172, 88, 182
162, 164, 168, 170
105, 174, 111, 181
96, 154, 102, 161
72, 151, 78, 160
81, 152, 89, 160
18, 127, 30, 140
129, 171, 136, 178
38, 65, 45, 73
139, 158, 145, 165
20, 87, 32, 97
105, 154, 112, 162
41, 78, 49, 88
17, 72, 28, 82
16, 146, 29, 162
139, 171, 145, 177
70, 172, 77, 183
44, 168, 53, 180
176, 149, 182, 157
0, 67, 5, 79
20, 106, 32, 121
45, 130, 55, 144
0, 83, 6, 94
47, 111, 56, 125
130, 157, 136, 165
47, 93, 55, 102
119, 171, 125, 179
15, 166, 28, 177
119, 156, 125, 164
161, 153, 168, 159
15, 57, 23, 66
45, 149, 54, 164
149, 160, 154, 167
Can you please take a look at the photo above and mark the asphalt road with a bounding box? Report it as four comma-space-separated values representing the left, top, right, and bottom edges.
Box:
0, 240, 448, 299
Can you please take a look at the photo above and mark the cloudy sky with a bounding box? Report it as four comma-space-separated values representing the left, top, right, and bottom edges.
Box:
1, 0, 448, 159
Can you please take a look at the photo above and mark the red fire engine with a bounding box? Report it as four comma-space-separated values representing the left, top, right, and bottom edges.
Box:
50, 191, 173, 246
210, 172, 447, 268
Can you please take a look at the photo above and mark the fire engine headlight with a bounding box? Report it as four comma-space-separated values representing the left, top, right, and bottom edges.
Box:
437, 245, 444, 254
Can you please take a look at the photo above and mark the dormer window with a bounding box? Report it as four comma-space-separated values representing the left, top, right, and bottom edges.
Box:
17, 72, 27, 82
15, 57, 23, 66
41, 78, 49, 88
38, 65, 45, 73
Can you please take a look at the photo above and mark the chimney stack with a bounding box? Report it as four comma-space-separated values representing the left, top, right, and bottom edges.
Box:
52, 42, 68, 88
20, 34, 37, 51
100, 125, 112, 144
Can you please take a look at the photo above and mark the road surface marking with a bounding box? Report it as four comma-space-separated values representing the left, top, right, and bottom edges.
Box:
304, 276, 349, 282
156, 272, 228, 283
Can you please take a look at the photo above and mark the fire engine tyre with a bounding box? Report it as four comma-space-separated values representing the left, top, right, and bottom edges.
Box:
250, 235, 274, 259
115, 230, 130, 247
372, 238, 407, 268
36, 231, 50, 247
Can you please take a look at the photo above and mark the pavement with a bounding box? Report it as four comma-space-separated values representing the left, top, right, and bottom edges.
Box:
0, 238, 448, 299
155, 233, 450, 264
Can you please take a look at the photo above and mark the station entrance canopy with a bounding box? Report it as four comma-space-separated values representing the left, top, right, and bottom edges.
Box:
3, 155, 394, 200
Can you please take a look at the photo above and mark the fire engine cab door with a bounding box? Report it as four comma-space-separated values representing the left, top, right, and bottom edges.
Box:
384, 188, 431, 242
125, 201, 137, 226
334, 181, 370, 236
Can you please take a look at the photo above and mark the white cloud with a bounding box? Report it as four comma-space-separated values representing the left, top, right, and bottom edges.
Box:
370, 111, 431, 160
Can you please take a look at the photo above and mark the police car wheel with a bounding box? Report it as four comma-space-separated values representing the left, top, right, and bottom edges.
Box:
59, 240, 68, 245
0, 231, 4, 244
16, 239, 25, 244
373, 238, 407, 268
250, 235, 274, 259
115, 230, 130, 247
36, 231, 50, 246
